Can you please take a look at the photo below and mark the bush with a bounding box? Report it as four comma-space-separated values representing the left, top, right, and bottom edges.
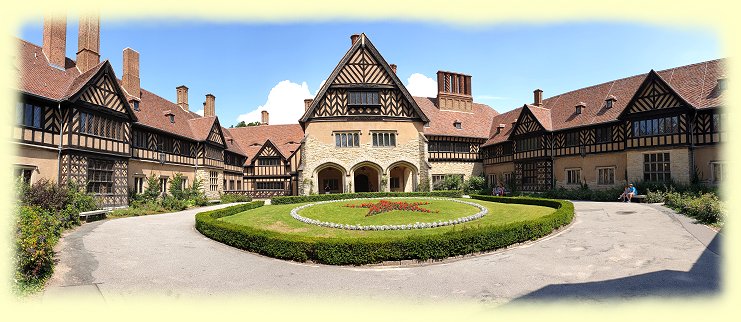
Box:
434, 175, 463, 191
21, 179, 69, 212
271, 191, 463, 205
141, 172, 161, 201
656, 191, 725, 224
462, 176, 486, 195
14, 206, 61, 284
161, 196, 189, 211
195, 197, 573, 265
221, 194, 252, 203
168, 173, 188, 199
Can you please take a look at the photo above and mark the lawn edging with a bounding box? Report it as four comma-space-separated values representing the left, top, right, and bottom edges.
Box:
195, 196, 574, 265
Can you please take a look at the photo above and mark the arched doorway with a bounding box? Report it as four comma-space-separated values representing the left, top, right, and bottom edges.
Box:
315, 163, 346, 194
388, 161, 418, 192
352, 163, 380, 192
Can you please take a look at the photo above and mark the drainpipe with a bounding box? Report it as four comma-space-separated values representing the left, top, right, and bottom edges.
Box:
56, 102, 63, 183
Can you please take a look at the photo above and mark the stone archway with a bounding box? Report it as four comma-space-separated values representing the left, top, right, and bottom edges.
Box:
315, 163, 346, 194
387, 161, 418, 192
351, 162, 382, 193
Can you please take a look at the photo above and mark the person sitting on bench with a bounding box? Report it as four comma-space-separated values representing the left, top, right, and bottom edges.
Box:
624, 184, 637, 202
619, 184, 629, 202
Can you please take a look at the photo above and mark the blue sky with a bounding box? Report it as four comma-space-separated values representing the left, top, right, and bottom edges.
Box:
19, 19, 720, 126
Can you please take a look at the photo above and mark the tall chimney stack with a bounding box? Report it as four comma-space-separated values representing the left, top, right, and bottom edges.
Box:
42, 15, 67, 68
77, 15, 100, 73
176, 86, 189, 111
304, 99, 313, 112
390, 64, 397, 74
261, 110, 269, 125
533, 89, 543, 106
350, 34, 360, 46
204, 94, 215, 117
122, 48, 140, 98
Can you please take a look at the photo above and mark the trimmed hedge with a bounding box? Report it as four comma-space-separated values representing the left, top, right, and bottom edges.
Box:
195, 196, 574, 265
271, 191, 462, 205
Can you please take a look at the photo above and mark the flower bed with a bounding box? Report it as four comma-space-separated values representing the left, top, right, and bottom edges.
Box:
345, 200, 438, 216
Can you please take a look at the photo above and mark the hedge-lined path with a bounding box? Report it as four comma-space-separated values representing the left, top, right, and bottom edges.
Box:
43, 201, 719, 305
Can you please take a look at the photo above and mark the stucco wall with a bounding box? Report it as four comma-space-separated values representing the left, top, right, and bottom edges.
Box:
553, 152, 627, 189
693, 145, 723, 184
429, 161, 483, 181
14, 145, 59, 184
128, 160, 196, 194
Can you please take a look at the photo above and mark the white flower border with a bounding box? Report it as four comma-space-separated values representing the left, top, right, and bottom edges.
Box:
290, 197, 488, 231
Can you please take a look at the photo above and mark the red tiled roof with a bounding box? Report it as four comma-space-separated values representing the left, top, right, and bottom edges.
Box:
482, 107, 522, 147
17, 39, 83, 101
537, 59, 724, 131
526, 104, 553, 131
64, 61, 107, 99
225, 124, 304, 165
131, 87, 202, 139
415, 97, 499, 139
187, 116, 218, 141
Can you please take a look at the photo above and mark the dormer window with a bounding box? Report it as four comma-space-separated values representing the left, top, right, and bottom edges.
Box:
169, 115, 175, 123
424, 122, 430, 128
605, 95, 617, 109
454, 120, 462, 129
575, 102, 586, 114
718, 76, 727, 91
132, 100, 140, 111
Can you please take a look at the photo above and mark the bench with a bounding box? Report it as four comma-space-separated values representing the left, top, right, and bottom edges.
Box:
633, 194, 647, 203
208, 199, 221, 204
79, 209, 110, 222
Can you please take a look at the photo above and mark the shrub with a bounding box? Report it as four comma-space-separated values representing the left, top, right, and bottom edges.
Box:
682, 193, 724, 224
21, 179, 69, 212
271, 191, 463, 205
416, 178, 430, 192
434, 175, 463, 191
462, 176, 486, 195
14, 206, 61, 284
142, 172, 161, 201
221, 194, 252, 203
168, 173, 188, 199
161, 196, 189, 211
195, 196, 573, 265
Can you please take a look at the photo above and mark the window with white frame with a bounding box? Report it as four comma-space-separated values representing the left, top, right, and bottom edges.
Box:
159, 177, 168, 195
371, 132, 396, 147
711, 162, 725, 183
487, 174, 496, 187
503, 172, 513, 185
209, 171, 218, 192
334, 131, 360, 148
134, 176, 145, 194
565, 168, 581, 185
15, 167, 33, 184
597, 167, 615, 185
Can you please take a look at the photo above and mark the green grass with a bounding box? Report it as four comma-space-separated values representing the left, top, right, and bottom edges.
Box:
220, 198, 555, 239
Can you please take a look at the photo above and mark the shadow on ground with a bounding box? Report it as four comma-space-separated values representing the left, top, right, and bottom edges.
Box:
511, 233, 721, 302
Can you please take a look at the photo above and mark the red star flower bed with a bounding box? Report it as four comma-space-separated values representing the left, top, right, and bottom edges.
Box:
344, 200, 440, 217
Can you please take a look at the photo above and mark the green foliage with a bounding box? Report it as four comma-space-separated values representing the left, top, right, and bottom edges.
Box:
21, 178, 69, 212
462, 176, 486, 194
234, 121, 247, 127
434, 175, 463, 191
271, 191, 463, 205
416, 177, 430, 192
649, 190, 725, 224
14, 206, 61, 287
195, 197, 573, 265
246, 121, 261, 126
142, 172, 161, 201
531, 186, 626, 202
161, 196, 189, 211
168, 173, 187, 199
221, 193, 252, 203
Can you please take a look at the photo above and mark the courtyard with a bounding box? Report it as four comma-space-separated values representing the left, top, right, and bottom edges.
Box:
42, 200, 719, 305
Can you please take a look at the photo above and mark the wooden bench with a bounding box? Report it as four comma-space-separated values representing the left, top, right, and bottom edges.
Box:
79, 209, 110, 222
208, 199, 221, 204
633, 194, 647, 203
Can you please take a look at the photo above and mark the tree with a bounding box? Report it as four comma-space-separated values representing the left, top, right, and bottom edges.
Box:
246, 121, 260, 126
142, 172, 161, 200
168, 173, 187, 199
234, 121, 247, 128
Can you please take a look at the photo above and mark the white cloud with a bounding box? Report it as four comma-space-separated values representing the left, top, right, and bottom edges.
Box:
405, 73, 437, 98
476, 95, 507, 101
237, 80, 313, 125
193, 109, 204, 116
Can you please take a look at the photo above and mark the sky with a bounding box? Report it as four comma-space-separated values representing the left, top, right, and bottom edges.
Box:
18, 19, 720, 126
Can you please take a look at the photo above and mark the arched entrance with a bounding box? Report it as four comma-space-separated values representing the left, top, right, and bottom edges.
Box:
388, 161, 418, 192
352, 162, 381, 192
315, 163, 346, 194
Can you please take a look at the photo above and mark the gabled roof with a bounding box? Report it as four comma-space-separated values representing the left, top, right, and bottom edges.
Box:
222, 129, 246, 156
525, 104, 552, 132
482, 107, 522, 147
300, 33, 428, 123
187, 116, 222, 143
225, 124, 304, 165
130, 87, 204, 140
415, 97, 498, 139
16, 38, 81, 101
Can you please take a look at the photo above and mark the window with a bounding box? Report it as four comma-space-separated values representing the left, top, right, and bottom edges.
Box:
390, 177, 400, 189
169, 114, 175, 123
87, 159, 114, 195
633, 116, 679, 137
132, 100, 140, 111
522, 163, 537, 185
15, 168, 33, 184
322, 179, 339, 192
256, 181, 284, 190
334, 132, 360, 148
17, 103, 42, 128
209, 171, 218, 192
79, 111, 123, 140
431, 174, 464, 190
643, 152, 671, 182
134, 177, 144, 194
712, 113, 723, 132
182, 178, 188, 190
371, 132, 396, 147
503, 172, 513, 185
348, 91, 380, 106
711, 162, 725, 183
454, 121, 462, 129
487, 174, 496, 187
258, 158, 280, 166
597, 167, 615, 185
237, 180, 242, 191
515, 137, 539, 152
565, 168, 581, 185
595, 126, 612, 143
160, 178, 168, 195
605, 99, 613, 109
565, 132, 579, 147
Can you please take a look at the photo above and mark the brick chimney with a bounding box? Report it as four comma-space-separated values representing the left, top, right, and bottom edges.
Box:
533, 89, 543, 106
204, 94, 215, 117
304, 99, 313, 112
350, 34, 360, 46
390, 64, 397, 74
42, 15, 67, 68
261, 110, 269, 125
76, 15, 100, 73
436, 71, 473, 112
176, 86, 189, 111
122, 48, 140, 98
